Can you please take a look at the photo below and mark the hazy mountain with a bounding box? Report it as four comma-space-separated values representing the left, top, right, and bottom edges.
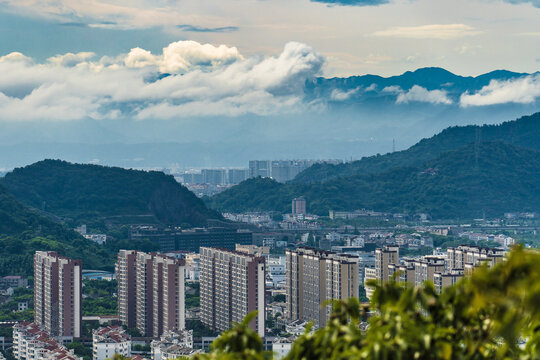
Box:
0, 68, 538, 170
293, 112, 540, 183
1, 160, 222, 227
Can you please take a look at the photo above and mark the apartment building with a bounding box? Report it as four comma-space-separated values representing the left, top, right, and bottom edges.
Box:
92, 326, 131, 360
433, 270, 464, 294
34, 251, 82, 338
363, 267, 377, 300
286, 248, 359, 327
117, 251, 185, 338
291, 198, 306, 216
375, 246, 399, 282
413, 256, 446, 287
12, 322, 81, 360
447, 245, 505, 273
200, 247, 265, 337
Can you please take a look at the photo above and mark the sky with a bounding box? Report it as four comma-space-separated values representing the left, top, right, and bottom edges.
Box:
0, 0, 538, 168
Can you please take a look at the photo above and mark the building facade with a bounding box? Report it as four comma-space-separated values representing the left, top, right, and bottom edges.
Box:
286, 248, 359, 327
92, 326, 131, 360
117, 251, 185, 337
34, 251, 81, 338
291, 198, 306, 216
200, 247, 266, 337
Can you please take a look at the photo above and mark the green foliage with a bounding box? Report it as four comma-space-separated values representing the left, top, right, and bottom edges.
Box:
1, 159, 221, 227
194, 246, 540, 359
207, 142, 540, 219
66, 342, 92, 360
186, 320, 219, 338
192, 312, 273, 360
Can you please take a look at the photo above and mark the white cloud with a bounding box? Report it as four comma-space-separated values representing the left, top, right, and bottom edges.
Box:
0, 52, 33, 64
330, 87, 360, 101
382, 85, 452, 104
48, 52, 96, 67
0, 41, 324, 121
460, 75, 540, 106
372, 24, 481, 40
124, 41, 244, 73
397, 85, 452, 104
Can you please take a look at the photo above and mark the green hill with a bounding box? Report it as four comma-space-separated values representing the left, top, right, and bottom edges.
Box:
0, 184, 111, 276
293, 112, 540, 184
1, 159, 221, 227
206, 142, 540, 219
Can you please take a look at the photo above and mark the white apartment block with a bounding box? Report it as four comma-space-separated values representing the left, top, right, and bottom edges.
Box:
92, 326, 131, 360
13, 322, 81, 360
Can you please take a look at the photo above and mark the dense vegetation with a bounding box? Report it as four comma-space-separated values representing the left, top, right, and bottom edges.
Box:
0, 184, 112, 276
293, 112, 540, 183
82, 280, 117, 316
188, 246, 540, 359
1, 159, 221, 227
207, 141, 540, 219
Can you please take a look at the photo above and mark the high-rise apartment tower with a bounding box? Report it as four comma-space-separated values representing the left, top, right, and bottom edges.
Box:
34, 251, 82, 338
200, 247, 265, 337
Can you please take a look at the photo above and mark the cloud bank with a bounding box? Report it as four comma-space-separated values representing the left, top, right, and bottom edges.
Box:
0, 41, 324, 121
460, 74, 540, 106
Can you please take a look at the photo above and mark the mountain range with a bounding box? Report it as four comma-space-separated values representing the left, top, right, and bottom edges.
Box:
0, 67, 538, 169
206, 113, 540, 219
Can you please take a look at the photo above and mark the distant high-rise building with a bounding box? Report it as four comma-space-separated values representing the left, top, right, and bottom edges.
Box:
291, 197, 306, 215
34, 251, 82, 338
228, 169, 249, 185
249, 160, 272, 178
286, 248, 358, 327
200, 247, 265, 337
117, 251, 185, 337
202, 169, 227, 185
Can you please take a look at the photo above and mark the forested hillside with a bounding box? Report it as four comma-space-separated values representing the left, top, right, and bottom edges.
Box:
293, 112, 540, 183
207, 142, 540, 219
0, 184, 111, 276
1, 160, 221, 227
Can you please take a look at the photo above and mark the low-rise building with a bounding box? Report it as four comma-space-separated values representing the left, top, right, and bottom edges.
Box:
150, 330, 198, 360
12, 322, 81, 360
92, 326, 131, 360
272, 336, 298, 359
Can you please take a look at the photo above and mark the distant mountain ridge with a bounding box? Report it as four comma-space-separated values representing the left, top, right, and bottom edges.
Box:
1, 160, 222, 227
305, 67, 535, 103
293, 112, 540, 183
